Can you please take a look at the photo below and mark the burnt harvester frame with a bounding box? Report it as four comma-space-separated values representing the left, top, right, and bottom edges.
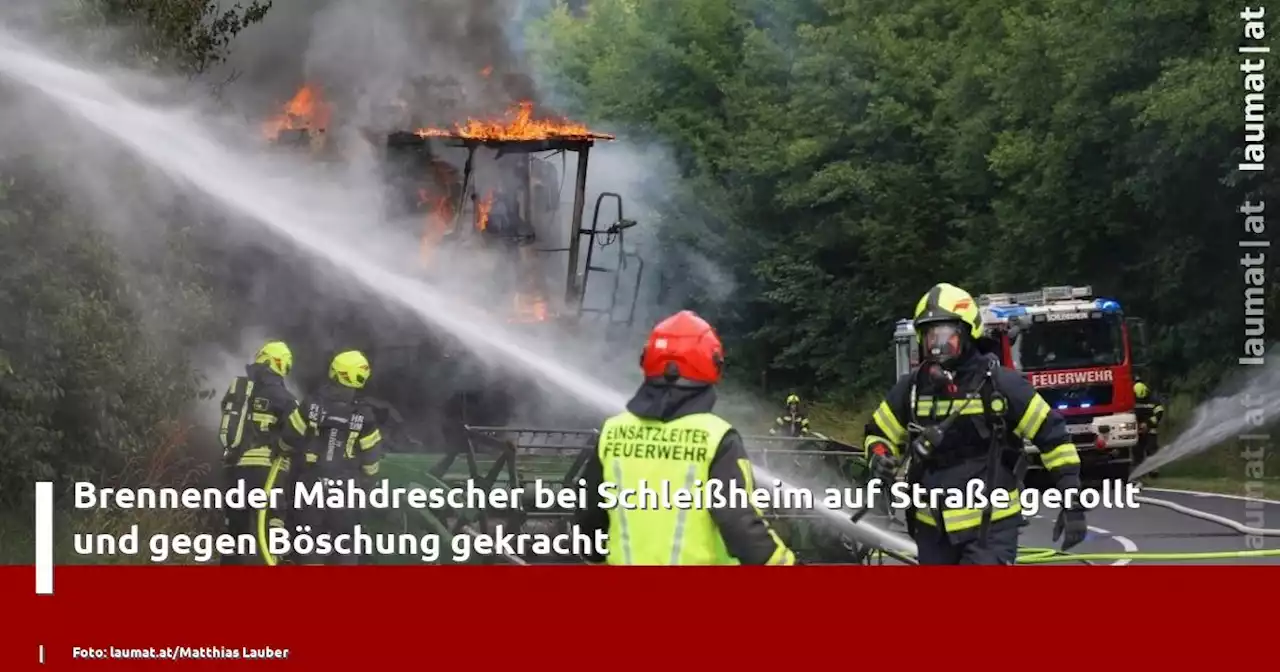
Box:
384, 131, 644, 326
267, 125, 874, 564
369, 132, 875, 565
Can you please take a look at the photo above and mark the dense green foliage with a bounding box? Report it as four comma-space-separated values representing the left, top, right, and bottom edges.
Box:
527, 0, 1279, 399
0, 2, 269, 509
74, 0, 272, 74
2, 0, 1277, 523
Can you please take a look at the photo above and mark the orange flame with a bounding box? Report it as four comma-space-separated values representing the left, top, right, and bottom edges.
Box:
416, 101, 614, 142
416, 188, 453, 263
475, 191, 494, 231
510, 291, 550, 323
480, 66, 493, 78
262, 84, 331, 141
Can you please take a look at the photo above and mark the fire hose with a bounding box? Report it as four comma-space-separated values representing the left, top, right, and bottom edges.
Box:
1016, 493, 1280, 564
865, 492, 1280, 565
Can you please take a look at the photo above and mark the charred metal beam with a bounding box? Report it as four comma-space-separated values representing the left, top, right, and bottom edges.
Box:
564, 146, 591, 310
274, 128, 311, 146
421, 136, 599, 154
385, 131, 428, 148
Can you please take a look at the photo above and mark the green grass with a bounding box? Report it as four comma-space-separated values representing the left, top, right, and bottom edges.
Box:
805, 399, 875, 445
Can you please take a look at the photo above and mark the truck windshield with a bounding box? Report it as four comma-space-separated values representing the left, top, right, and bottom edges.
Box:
1013, 315, 1125, 371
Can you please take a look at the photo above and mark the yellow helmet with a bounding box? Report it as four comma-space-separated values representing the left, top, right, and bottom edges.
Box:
254, 341, 293, 377
329, 350, 371, 389
913, 283, 983, 340
1134, 382, 1149, 399
786, 394, 800, 405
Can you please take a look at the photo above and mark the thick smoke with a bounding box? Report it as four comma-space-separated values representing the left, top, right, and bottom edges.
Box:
214, 0, 537, 128
208, 1, 745, 418
0, 7, 896, 554
2, 0, 759, 461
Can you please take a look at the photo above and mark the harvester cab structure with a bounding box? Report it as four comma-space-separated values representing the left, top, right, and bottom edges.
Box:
259, 84, 647, 331
257, 86, 876, 565
384, 103, 646, 332
892, 285, 1150, 475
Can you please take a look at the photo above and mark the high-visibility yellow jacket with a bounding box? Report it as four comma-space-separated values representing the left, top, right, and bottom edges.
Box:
576, 383, 795, 565
864, 353, 1082, 542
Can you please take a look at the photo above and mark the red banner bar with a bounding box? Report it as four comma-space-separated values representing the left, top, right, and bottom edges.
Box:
1, 565, 1276, 669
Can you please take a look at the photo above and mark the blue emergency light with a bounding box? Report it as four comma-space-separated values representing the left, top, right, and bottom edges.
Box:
988, 305, 1027, 319
1094, 298, 1121, 312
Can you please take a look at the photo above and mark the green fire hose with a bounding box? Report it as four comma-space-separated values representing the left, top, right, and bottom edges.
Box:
1015, 492, 1280, 563
1016, 547, 1280, 563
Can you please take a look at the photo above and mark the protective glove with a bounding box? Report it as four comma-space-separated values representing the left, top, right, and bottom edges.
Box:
1052, 508, 1088, 551
867, 442, 899, 482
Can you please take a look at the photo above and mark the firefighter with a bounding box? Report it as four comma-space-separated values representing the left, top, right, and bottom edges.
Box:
863, 283, 1088, 565
217, 340, 307, 565
293, 350, 384, 565
575, 310, 796, 565
1132, 379, 1166, 479
770, 394, 812, 437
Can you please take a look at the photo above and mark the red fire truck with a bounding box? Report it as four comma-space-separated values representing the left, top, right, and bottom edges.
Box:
893, 285, 1150, 474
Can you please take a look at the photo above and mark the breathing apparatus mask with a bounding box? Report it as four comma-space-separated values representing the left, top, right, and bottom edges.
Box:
919, 321, 966, 367
909, 320, 971, 461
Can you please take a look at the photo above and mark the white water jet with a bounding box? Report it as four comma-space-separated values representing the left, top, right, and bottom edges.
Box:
1130, 353, 1280, 480
0, 29, 916, 556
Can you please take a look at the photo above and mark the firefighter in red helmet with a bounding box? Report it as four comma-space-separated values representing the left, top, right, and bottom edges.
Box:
575, 310, 796, 565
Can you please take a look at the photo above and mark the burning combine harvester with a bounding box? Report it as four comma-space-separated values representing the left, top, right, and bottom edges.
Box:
262, 84, 644, 330
257, 84, 869, 566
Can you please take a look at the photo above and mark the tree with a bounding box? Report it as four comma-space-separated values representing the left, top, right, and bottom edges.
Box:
0, 1, 273, 515
75, 1, 273, 75
528, 0, 1279, 398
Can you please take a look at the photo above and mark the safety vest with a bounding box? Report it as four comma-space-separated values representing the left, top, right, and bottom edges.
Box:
597, 411, 736, 565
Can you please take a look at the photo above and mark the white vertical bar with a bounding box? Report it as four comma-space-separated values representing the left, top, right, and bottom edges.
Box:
39, 644, 46, 664
35, 481, 53, 595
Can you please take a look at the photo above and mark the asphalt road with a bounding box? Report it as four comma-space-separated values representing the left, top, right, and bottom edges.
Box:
1014, 486, 1280, 565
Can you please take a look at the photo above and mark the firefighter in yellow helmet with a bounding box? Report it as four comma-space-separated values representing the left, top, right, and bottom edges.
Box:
575, 310, 796, 565
770, 394, 812, 437
1131, 378, 1166, 479
862, 283, 1088, 564
217, 340, 307, 565
291, 350, 385, 565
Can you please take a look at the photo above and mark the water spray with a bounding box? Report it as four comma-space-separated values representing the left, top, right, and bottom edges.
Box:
0, 29, 916, 558
10, 29, 1274, 565
1129, 353, 1280, 480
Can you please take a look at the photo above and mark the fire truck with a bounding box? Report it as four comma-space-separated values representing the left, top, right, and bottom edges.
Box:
893, 285, 1150, 474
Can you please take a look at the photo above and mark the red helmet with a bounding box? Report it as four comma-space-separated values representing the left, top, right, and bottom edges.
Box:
640, 310, 724, 384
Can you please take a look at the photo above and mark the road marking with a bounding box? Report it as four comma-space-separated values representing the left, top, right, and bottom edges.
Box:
1088, 525, 1137, 566
1144, 487, 1280, 506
